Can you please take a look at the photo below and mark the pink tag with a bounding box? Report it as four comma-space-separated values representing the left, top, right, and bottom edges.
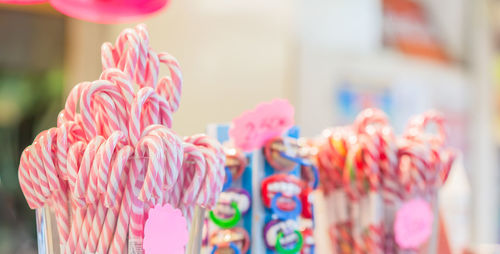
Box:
229, 99, 294, 152
143, 204, 188, 254
394, 198, 434, 249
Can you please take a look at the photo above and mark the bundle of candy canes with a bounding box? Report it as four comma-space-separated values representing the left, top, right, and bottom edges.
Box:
315, 108, 456, 254
17, 24, 225, 254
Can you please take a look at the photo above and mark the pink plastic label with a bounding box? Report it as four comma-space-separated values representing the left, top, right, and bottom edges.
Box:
229, 99, 294, 152
143, 204, 188, 254
394, 198, 434, 249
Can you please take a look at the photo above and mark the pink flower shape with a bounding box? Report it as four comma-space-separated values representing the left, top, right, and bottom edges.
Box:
144, 204, 188, 254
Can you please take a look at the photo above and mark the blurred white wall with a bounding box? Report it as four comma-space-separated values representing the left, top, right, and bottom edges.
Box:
102, 0, 297, 136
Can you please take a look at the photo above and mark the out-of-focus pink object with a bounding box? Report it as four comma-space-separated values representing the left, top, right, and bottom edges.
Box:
229, 98, 294, 152
0, 0, 46, 4
394, 198, 434, 249
49, 0, 169, 23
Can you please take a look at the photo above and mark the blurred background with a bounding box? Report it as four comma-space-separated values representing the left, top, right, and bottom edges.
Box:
0, 0, 496, 253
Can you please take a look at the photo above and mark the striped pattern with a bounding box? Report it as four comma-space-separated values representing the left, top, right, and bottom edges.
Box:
17, 24, 231, 253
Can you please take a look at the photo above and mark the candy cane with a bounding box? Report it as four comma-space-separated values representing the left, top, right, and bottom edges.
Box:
97, 146, 133, 253
85, 132, 127, 252
66, 141, 86, 253
116, 29, 140, 81
18, 148, 44, 208
73, 136, 105, 207
135, 134, 166, 204
98, 131, 127, 198
16, 24, 221, 254
134, 24, 150, 87
142, 125, 183, 190
180, 142, 206, 206
59, 82, 91, 126
184, 134, 225, 208
158, 52, 182, 112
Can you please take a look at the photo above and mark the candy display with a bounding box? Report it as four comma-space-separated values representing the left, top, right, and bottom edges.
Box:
17, 24, 225, 254
314, 108, 456, 254
203, 102, 456, 254
205, 100, 318, 254
204, 125, 253, 254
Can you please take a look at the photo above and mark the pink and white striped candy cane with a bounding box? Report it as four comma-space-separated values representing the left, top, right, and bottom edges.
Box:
56, 124, 70, 181
115, 29, 140, 81
128, 87, 156, 146
135, 134, 166, 204
66, 141, 86, 193
97, 131, 126, 198
86, 197, 107, 252
100, 68, 134, 107
104, 145, 134, 207
157, 52, 182, 113
28, 138, 51, 201
65, 141, 86, 254
77, 138, 111, 251
59, 82, 91, 127
128, 155, 147, 245
73, 136, 105, 207
38, 129, 62, 192
184, 134, 225, 208
97, 146, 133, 254
145, 48, 160, 88
76, 139, 109, 251
80, 80, 127, 141
37, 129, 71, 246
180, 142, 206, 206
165, 143, 199, 209
18, 148, 44, 209
141, 125, 183, 183
109, 164, 135, 254
134, 24, 150, 87
101, 42, 119, 71
141, 94, 161, 129
75, 205, 96, 252
86, 131, 125, 205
